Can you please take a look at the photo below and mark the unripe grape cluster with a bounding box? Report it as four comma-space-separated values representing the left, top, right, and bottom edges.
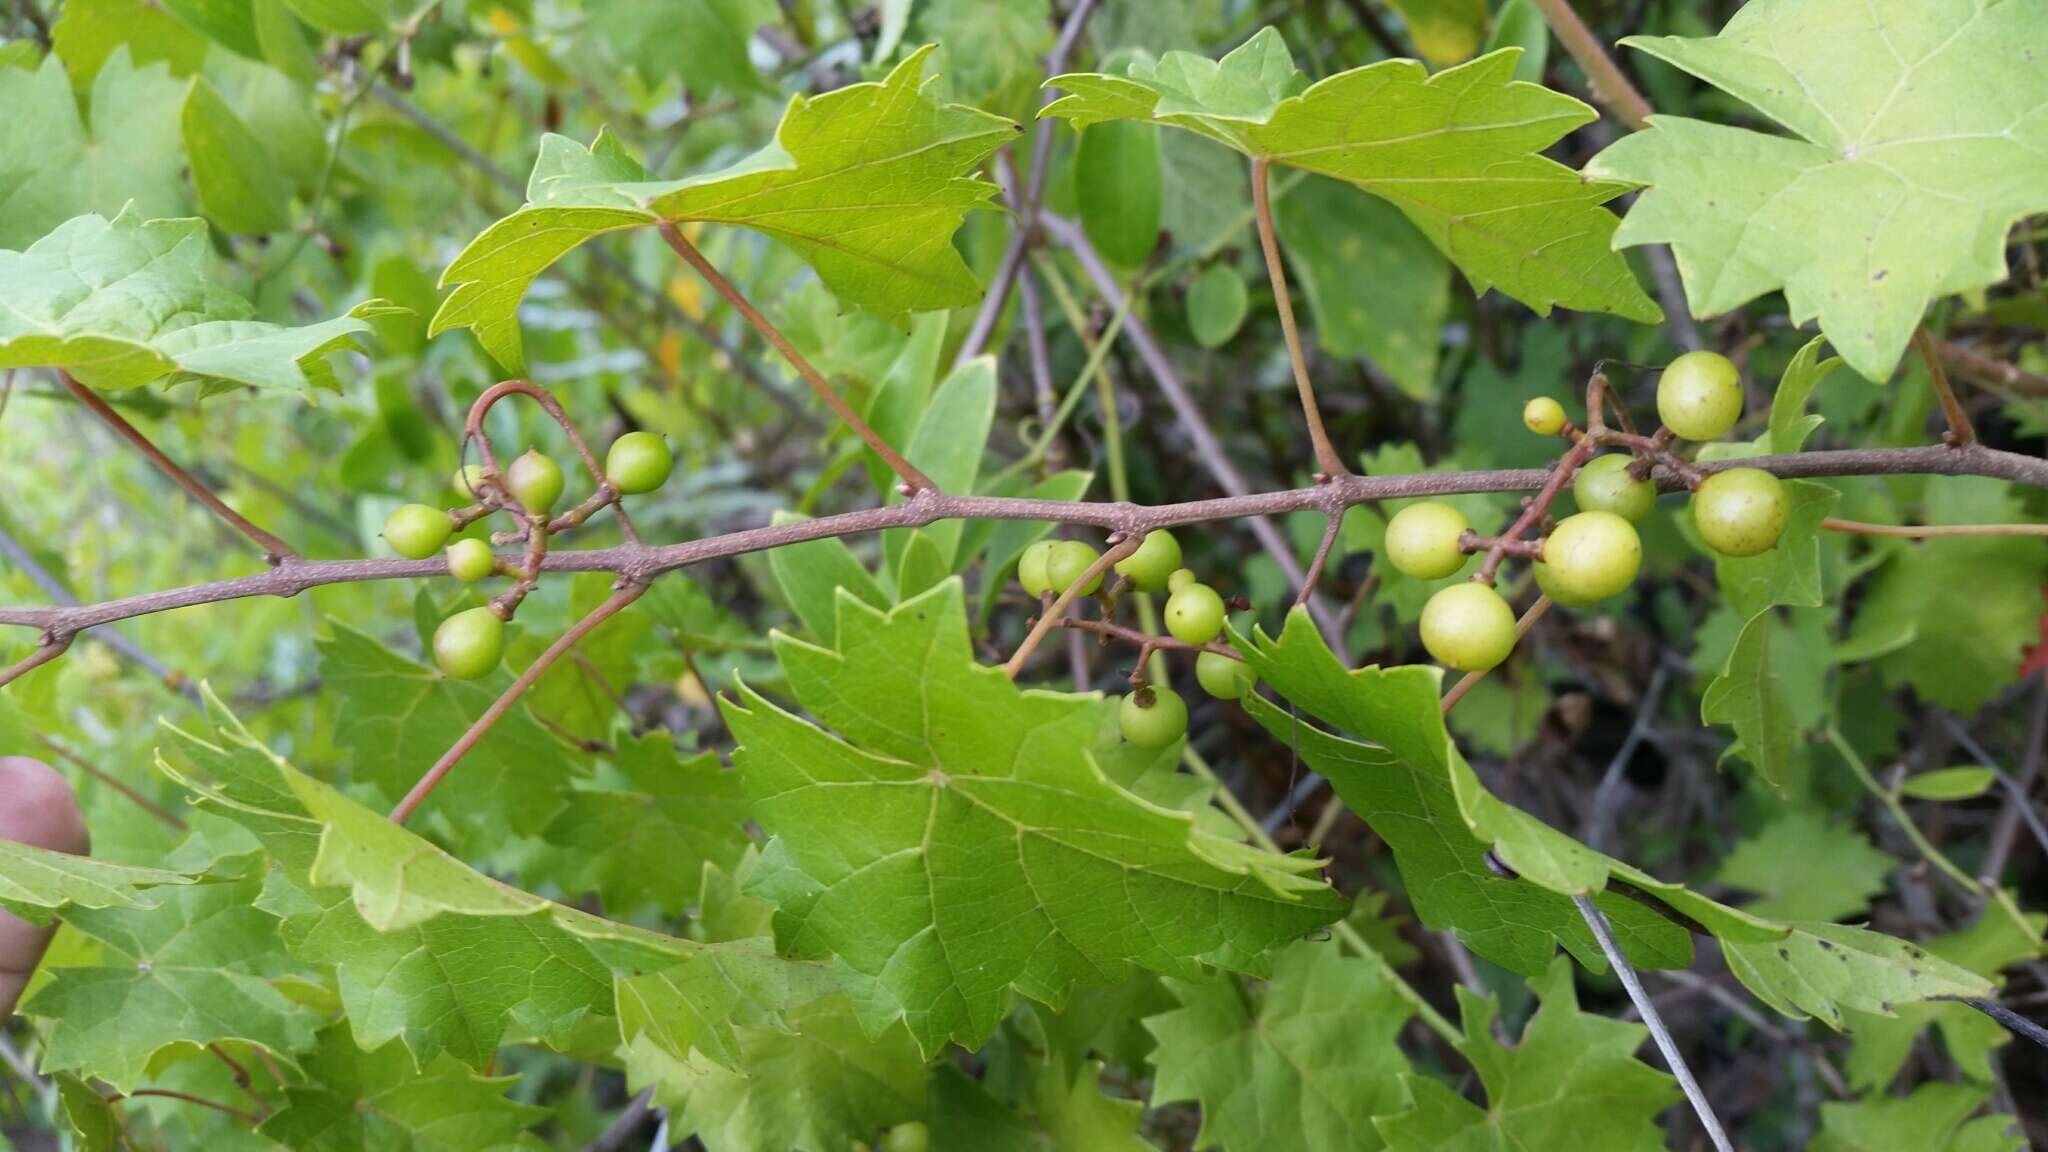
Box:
1016, 528, 1254, 750
1387, 350, 1787, 674
380, 432, 676, 680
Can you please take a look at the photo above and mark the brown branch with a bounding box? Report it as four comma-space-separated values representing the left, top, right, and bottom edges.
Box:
61, 373, 298, 563
0, 519, 199, 704
1528, 0, 1654, 130
1932, 337, 2048, 398
1914, 325, 1978, 447
389, 583, 646, 824
1476, 438, 1595, 584
656, 222, 936, 493
1298, 515, 1345, 607
1057, 615, 1238, 659
1252, 157, 1348, 480
0, 635, 72, 691
122, 1089, 264, 1127
1039, 210, 1352, 648
4, 445, 2045, 645
37, 736, 185, 830
1004, 537, 1140, 678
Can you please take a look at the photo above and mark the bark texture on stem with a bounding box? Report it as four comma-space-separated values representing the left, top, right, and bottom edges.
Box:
1529, 0, 1655, 130
4, 444, 2045, 644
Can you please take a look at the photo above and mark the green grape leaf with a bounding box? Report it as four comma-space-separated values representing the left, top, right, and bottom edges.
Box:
431, 49, 1015, 371
587, 0, 774, 99
926, 1053, 1156, 1152
1144, 940, 1412, 1152
1854, 530, 2048, 714
1275, 175, 1449, 399
1239, 608, 1993, 1024
155, 707, 814, 1071
0, 839, 194, 925
1815, 1082, 2023, 1152
914, 0, 1051, 109
1714, 810, 1894, 922
1701, 610, 1800, 787
628, 994, 928, 1152
0, 49, 188, 249
0, 212, 382, 393
1234, 613, 1692, 975
1184, 263, 1249, 349
259, 1024, 548, 1151
721, 579, 1346, 1056
24, 874, 320, 1091
1375, 956, 1679, 1152
1075, 119, 1164, 267
318, 620, 585, 845
1586, 0, 2048, 382
768, 512, 893, 647
540, 731, 753, 918
1844, 904, 2045, 1090
1045, 31, 1659, 323
56, 1074, 123, 1152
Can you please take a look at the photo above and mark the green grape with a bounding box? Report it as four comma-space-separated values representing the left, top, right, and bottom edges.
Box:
382, 503, 453, 559
1167, 567, 1198, 593
1691, 467, 1788, 557
1164, 582, 1227, 645
1045, 541, 1104, 596
1535, 511, 1642, 605
1523, 396, 1567, 436
1119, 686, 1188, 749
505, 449, 566, 512
1195, 651, 1254, 700
445, 538, 495, 583
432, 607, 505, 680
1419, 583, 1516, 672
1656, 350, 1743, 441
451, 463, 489, 499
1573, 454, 1656, 522
1018, 540, 1055, 596
880, 1123, 930, 1152
1384, 502, 1470, 580
605, 431, 673, 494
1113, 530, 1182, 591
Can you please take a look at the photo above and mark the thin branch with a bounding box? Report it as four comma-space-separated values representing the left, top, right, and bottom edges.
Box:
1825, 728, 1985, 898
1056, 615, 1238, 659
37, 736, 185, 831
1440, 596, 1552, 714
1914, 325, 1978, 447
390, 583, 646, 824
0, 635, 72, 692
579, 1088, 656, 1152
6, 444, 2047, 642
122, 1088, 265, 1127
657, 222, 937, 494
1823, 517, 2048, 539
1932, 337, 2048, 398
1251, 157, 1348, 480
1298, 515, 1344, 607
1004, 537, 1140, 678
1528, 0, 1655, 130
1585, 663, 1670, 851
1040, 210, 1352, 649
1982, 672, 2048, 877
61, 373, 298, 563
1572, 894, 1737, 1152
